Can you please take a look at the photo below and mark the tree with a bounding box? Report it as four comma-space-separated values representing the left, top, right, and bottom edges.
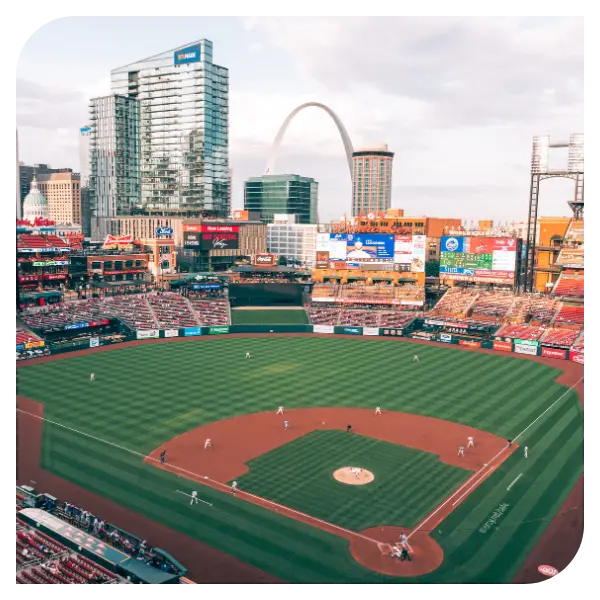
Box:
277, 256, 288, 265
425, 260, 440, 277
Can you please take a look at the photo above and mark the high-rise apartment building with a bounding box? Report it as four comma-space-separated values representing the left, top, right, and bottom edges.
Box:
79, 126, 92, 187
89, 94, 140, 219
351, 144, 394, 216
244, 174, 318, 224
37, 171, 81, 225
110, 39, 229, 216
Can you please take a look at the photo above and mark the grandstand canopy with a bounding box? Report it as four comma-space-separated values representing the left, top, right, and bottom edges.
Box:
94, 280, 147, 288
231, 265, 310, 274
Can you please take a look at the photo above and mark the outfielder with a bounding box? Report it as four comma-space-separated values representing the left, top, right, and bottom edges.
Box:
204, 438, 212, 450
413, 355, 419, 362
284, 420, 289, 430
245, 352, 251, 359
524, 446, 528, 459
160, 449, 166, 464
190, 491, 199, 505
375, 406, 382, 415
90, 372, 95, 382
458, 445, 465, 457
467, 436, 474, 448
231, 480, 238, 495
276, 406, 284, 415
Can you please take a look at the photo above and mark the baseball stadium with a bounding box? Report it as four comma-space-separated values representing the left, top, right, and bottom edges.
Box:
16, 195, 584, 583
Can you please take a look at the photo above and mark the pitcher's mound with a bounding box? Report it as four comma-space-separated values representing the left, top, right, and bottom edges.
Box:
333, 467, 374, 485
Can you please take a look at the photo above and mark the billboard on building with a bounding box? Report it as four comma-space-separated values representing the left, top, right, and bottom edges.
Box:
200, 231, 239, 250
254, 253, 276, 266
439, 236, 518, 285
174, 44, 201, 65
393, 234, 425, 272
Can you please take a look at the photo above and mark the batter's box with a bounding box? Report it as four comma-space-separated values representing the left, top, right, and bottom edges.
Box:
377, 542, 394, 555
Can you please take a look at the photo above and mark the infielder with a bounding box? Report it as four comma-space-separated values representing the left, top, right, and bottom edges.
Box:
160, 449, 166, 464
204, 438, 212, 450
413, 355, 419, 362
231, 480, 238, 495
245, 352, 251, 359
375, 406, 382, 415
458, 445, 465, 457
283, 420, 289, 430
276, 406, 284, 415
90, 372, 95, 382
524, 446, 528, 459
190, 491, 199, 505
467, 436, 474, 448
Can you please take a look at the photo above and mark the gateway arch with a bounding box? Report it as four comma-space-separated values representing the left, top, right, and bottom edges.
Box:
265, 102, 354, 179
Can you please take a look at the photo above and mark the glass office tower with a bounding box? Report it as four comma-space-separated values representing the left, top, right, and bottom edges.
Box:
110, 39, 229, 217
244, 174, 318, 224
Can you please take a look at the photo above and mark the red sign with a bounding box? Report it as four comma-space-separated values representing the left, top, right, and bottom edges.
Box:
200, 225, 239, 233
537, 565, 559, 577
493, 341, 512, 352
458, 340, 481, 348
541, 347, 567, 360
183, 224, 201, 232
254, 253, 276, 266
19, 275, 40, 282
43, 273, 66, 280
569, 351, 584, 365
89, 320, 109, 327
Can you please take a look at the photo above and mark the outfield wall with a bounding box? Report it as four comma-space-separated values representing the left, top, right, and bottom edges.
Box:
22, 324, 582, 365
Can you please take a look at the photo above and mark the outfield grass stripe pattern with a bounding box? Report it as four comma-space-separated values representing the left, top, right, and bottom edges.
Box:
18, 337, 582, 583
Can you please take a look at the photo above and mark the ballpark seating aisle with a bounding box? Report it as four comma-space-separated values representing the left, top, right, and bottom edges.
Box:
378, 312, 419, 328
552, 273, 584, 297
306, 305, 340, 325
147, 293, 199, 328
540, 328, 581, 347
428, 287, 479, 318
469, 292, 516, 321
495, 323, 546, 341
188, 298, 231, 325
553, 304, 584, 326
339, 309, 379, 326
571, 331, 584, 353
16, 325, 42, 345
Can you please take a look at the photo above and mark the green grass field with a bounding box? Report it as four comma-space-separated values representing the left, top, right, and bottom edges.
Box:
17, 336, 583, 583
231, 308, 309, 325
236, 430, 471, 531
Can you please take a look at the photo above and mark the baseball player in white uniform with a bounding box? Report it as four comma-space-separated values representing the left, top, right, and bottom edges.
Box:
231, 481, 238, 495
413, 355, 419, 362
190, 491, 198, 505
245, 352, 251, 358
458, 445, 465, 457
90, 372, 95, 382
276, 406, 284, 415
467, 436, 474, 448
284, 420, 289, 430
204, 438, 212, 450
375, 406, 382, 415
524, 446, 528, 459
399, 532, 409, 549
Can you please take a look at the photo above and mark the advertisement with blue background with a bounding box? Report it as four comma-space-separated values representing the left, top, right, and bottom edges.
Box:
174, 44, 201, 65
329, 233, 394, 261
183, 327, 203, 337
440, 236, 466, 253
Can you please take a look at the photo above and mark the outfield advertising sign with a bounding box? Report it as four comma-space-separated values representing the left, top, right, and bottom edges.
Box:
184, 327, 203, 337
381, 328, 403, 336
514, 343, 538, 356
439, 333, 452, 343
569, 351, 584, 364
541, 347, 567, 360
458, 339, 481, 348
493, 341, 512, 352
313, 325, 334, 334
89, 337, 100, 348
137, 329, 160, 340
514, 339, 539, 347
208, 326, 229, 335
362, 327, 379, 336
164, 329, 179, 338
342, 326, 362, 335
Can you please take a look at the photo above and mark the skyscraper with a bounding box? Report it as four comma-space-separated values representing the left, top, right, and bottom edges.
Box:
244, 174, 318, 224
89, 94, 140, 217
79, 126, 92, 187
351, 144, 394, 216
110, 39, 229, 216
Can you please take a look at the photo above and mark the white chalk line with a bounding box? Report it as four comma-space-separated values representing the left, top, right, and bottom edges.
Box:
407, 375, 582, 540
175, 490, 213, 507
507, 474, 523, 491
16, 408, 381, 546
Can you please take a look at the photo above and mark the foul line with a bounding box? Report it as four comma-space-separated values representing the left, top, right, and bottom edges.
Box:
507, 474, 523, 491
175, 490, 213, 507
452, 467, 495, 507
407, 376, 582, 540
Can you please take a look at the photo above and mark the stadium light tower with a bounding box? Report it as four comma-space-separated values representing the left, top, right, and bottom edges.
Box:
523, 134, 584, 292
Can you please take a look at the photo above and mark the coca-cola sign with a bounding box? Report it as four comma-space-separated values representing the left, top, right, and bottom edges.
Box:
254, 253, 276, 266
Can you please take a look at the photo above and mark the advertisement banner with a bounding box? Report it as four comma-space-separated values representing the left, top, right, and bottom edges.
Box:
362, 327, 379, 336
89, 337, 100, 348
493, 341, 513, 352
316, 233, 331, 252
316, 251, 329, 269
541, 347, 567, 360
569, 351, 584, 364
183, 327, 203, 337
514, 343, 538, 356
208, 326, 230, 335
16, 343, 25, 351
439, 333, 452, 343
313, 325, 334, 334
156, 226, 174, 237
164, 329, 179, 338
458, 340, 481, 348
200, 231, 239, 250
174, 44, 201, 65
514, 339, 539, 347
24, 340, 45, 349
381, 328, 403, 336
200, 225, 239, 233
137, 329, 160, 340
64, 322, 90, 330
183, 231, 200, 248
32, 260, 69, 267
254, 253, 276, 266
393, 234, 425, 272
411, 332, 435, 340
342, 326, 363, 335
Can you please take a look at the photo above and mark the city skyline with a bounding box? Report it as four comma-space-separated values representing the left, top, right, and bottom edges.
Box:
16, 16, 583, 223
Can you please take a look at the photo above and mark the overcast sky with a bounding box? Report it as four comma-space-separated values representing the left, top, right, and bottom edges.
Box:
16, 16, 583, 224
